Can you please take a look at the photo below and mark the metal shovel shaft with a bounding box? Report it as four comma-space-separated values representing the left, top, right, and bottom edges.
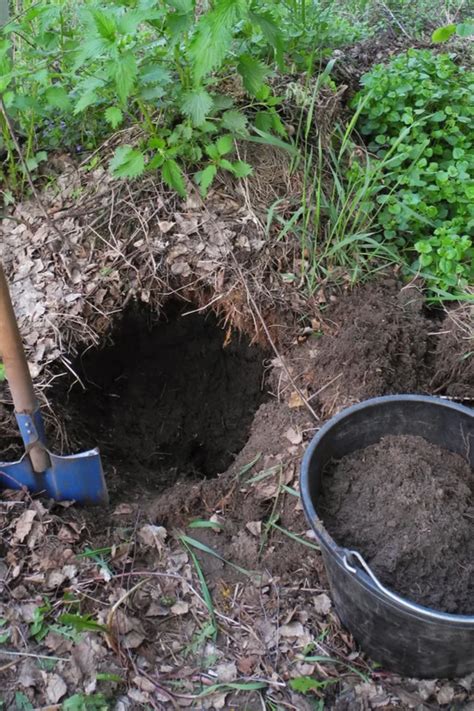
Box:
0, 263, 50, 472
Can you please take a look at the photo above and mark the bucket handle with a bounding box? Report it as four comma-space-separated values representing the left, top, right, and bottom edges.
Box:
343, 549, 474, 622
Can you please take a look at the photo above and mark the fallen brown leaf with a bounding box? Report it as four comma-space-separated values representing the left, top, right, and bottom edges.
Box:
12, 509, 36, 543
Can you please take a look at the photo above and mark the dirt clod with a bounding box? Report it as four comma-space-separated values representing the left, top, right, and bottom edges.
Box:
320, 434, 474, 614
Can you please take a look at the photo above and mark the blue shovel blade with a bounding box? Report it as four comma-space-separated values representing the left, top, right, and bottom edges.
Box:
0, 449, 108, 505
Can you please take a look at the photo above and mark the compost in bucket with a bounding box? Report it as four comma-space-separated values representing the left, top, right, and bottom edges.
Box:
62, 300, 267, 497
319, 434, 474, 614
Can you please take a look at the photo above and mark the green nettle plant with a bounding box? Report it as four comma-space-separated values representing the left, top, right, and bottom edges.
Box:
0, 0, 292, 195
353, 49, 474, 296
0, 0, 378, 198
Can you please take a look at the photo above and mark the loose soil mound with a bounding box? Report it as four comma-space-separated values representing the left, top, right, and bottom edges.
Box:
296, 281, 432, 415
320, 434, 474, 614
294, 280, 473, 417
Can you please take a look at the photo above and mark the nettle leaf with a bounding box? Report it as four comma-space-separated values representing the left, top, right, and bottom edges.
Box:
254, 110, 272, 132
195, 164, 217, 196
166, 0, 194, 12
62, 694, 108, 711
216, 134, 234, 155
105, 106, 123, 129
237, 54, 269, 96
289, 676, 320, 694
58, 613, 107, 633
112, 51, 137, 104
212, 94, 234, 110
249, 10, 284, 68
230, 160, 252, 178
431, 24, 456, 43
222, 109, 248, 133
182, 89, 214, 126
140, 85, 165, 100
167, 11, 193, 37
161, 158, 187, 197
44, 85, 70, 110
189, 15, 232, 82
140, 64, 172, 85
90, 8, 116, 42
15, 692, 33, 711
73, 37, 106, 71
205, 143, 220, 161
116, 9, 148, 35
25, 151, 47, 172
73, 76, 104, 113
109, 145, 145, 178
189, 0, 247, 81
74, 91, 99, 114
148, 152, 164, 170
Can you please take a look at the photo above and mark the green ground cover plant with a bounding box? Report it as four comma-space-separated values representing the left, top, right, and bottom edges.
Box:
353, 49, 474, 297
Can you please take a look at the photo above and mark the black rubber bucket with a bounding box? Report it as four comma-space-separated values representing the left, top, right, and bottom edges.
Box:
300, 394, 474, 678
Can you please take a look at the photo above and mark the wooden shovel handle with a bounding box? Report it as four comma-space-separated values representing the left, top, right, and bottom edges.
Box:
0, 262, 50, 472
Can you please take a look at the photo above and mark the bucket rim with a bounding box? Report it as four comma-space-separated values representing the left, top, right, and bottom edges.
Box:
300, 394, 474, 626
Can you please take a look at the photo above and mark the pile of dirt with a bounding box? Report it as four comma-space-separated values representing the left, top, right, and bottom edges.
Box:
291, 280, 432, 416
289, 280, 473, 417
319, 434, 474, 614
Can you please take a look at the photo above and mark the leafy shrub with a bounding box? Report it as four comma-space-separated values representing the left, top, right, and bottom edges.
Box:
0, 0, 376, 197
1, 0, 284, 194
353, 49, 474, 295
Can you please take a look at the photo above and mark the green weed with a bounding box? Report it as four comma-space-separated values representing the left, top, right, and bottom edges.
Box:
180, 533, 257, 579
289, 675, 338, 695
300, 654, 370, 681
179, 534, 218, 645
14, 693, 33, 711
62, 693, 109, 711
0, 0, 290, 194
269, 521, 320, 551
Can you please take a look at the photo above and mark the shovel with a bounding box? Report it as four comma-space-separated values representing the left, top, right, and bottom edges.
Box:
0, 262, 108, 504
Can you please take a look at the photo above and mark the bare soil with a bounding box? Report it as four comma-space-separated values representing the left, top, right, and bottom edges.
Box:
319, 435, 474, 614
292, 279, 473, 417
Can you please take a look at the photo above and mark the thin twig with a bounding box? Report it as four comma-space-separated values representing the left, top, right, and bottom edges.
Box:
0, 650, 69, 661
307, 372, 343, 402
0, 658, 20, 672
